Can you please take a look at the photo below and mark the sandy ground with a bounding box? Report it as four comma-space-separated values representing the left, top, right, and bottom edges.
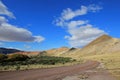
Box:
62, 71, 116, 80
62, 64, 116, 80
0, 61, 116, 80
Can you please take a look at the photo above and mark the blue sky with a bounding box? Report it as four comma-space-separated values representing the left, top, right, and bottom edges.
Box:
0, 0, 120, 51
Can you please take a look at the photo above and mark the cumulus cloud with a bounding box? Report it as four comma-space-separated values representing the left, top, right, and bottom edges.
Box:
67, 20, 88, 29
0, 1, 45, 42
0, 1, 15, 18
65, 24, 106, 47
54, 4, 106, 47
55, 4, 102, 27
24, 44, 31, 49
0, 16, 7, 23
60, 6, 87, 21
0, 22, 45, 42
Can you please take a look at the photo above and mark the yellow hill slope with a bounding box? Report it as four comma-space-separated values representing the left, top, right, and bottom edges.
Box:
74, 35, 120, 58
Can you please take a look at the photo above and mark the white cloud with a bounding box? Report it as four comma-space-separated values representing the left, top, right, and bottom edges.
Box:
55, 4, 102, 27
0, 16, 7, 23
88, 4, 103, 12
0, 1, 15, 18
65, 24, 106, 47
24, 44, 31, 49
61, 6, 87, 21
0, 1, 45, 42
34, 36, 45, 42
67, 20, 88, 29
54, 4, 106, 47
0, 23, 45, 42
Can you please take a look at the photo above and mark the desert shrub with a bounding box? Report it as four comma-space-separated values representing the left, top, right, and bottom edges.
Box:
0, 53, 7, 62
15, 65, 20, 70
7, 54, 29, 61
0, 54, 75, 66
39, 51, 47, 56
27, 56, 73, 65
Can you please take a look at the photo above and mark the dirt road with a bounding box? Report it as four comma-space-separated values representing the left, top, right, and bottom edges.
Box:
0, 61, 116, 80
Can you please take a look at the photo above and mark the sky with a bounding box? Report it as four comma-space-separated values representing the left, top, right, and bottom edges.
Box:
0, 0, 120, 51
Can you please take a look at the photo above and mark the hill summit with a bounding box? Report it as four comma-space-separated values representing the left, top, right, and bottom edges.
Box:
79, 34, 120, 55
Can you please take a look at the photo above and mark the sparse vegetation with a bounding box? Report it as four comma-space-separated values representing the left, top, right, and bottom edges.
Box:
83, 52, 120, 80
7, 54, 29, 61
0, 53, 7, 61
28, 55, 73, 65
0, 54, 76, 71
78, 73, 89, 79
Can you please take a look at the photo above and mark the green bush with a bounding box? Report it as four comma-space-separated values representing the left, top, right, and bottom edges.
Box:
0, 54, 75, 66
16, 65, 20, 70
8, 54, 29, 61
0, 53, 7, 62
27, 56, 73, 65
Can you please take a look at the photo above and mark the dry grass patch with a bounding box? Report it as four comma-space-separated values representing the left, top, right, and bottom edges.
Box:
83, 52, 120, 80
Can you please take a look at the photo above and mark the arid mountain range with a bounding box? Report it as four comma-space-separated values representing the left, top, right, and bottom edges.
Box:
45, 34, 120, 58
1, 35, 120, 58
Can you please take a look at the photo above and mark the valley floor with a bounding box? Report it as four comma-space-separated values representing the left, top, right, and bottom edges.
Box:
0, 61, 116, 80
63, 63, 116, 80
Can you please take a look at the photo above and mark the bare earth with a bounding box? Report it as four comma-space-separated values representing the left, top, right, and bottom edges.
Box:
0, 61, 116, 80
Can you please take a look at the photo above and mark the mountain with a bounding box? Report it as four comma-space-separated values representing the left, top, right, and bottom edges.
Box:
83, 35, 112, 48
14, 51, 40, 55
0, 47, 40, 55
0, 47, 22, 54
71, 35, 120, 58
45, 47, 69, 56
60, 48, 81, 57
0, 47, 69, 56
2, 35, 120, 57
